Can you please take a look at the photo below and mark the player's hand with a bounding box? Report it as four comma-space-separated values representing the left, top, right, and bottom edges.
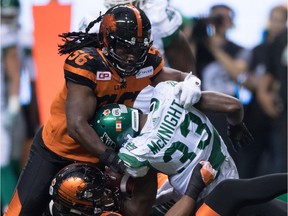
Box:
104, 166, 123, 189
227, 122, 254, 152
100, 148, 126, 174
199, 161, 217, 185
185, 161, 216, 200
104, 166, 135, 196
174, 72, 202, 109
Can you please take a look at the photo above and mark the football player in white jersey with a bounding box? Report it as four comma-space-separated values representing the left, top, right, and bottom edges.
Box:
81, 0, 196, 72
92, 80, 254, 214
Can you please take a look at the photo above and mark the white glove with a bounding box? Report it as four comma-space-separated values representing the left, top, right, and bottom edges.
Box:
3, 95, 20, 129
174, 72, 202, 109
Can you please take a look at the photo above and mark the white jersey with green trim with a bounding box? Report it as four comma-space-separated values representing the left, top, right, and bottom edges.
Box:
119, 81, 238, 196
142, 0, 182, 56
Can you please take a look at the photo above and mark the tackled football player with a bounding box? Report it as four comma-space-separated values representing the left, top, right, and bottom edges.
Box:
91, 80, 253, 215
4, 4, 201, 216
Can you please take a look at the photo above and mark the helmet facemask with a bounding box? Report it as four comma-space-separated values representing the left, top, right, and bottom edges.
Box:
104, 37, 152, 76
50, 163, 120, 216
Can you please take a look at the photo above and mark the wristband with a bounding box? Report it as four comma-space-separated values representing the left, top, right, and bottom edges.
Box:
184, 180, 205, 201
184, 163, 206, 200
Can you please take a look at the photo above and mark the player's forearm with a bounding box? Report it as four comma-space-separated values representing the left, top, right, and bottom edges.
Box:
67, 118, 107, 157
165, 195, 195, 216
196, 91, 243, 125
165, 31, 196, 73
66, 81, 107, 157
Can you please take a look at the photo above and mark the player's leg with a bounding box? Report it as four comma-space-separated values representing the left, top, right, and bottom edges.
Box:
122, 168, 158, 216
197, 173, 287, 216
238, 198, 287, 216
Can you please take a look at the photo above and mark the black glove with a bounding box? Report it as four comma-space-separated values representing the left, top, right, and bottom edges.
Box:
227, 122, 254, 152
100, 148, 126, 174
185, 163, 206, 201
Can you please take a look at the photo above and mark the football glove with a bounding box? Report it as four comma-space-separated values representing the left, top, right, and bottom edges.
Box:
227, 122, 254, 152
100, 148, 126, 174
185, 161, 216, 200
174, 72, 202, 109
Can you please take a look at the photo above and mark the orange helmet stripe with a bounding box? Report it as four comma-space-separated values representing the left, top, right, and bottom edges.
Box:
127, 4, 142, 39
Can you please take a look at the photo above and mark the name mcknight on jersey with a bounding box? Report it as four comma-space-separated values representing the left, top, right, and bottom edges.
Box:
148, 99, 183, 154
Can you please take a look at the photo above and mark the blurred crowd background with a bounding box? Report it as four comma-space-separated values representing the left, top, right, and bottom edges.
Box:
1, 0, 287, 212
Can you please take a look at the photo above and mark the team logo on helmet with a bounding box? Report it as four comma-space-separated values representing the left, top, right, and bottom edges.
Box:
103, 109, 111, 116
116, 120, 122, 132
101, 132, 117, 150
112, 108, 121, 116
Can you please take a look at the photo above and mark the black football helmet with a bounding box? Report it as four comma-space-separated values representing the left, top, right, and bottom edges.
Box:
49, 163, 121, 216
98, 4, 153, 77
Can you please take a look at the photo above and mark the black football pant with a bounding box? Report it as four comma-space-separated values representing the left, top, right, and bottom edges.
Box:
204, 173, 287, 216
4, 127, 75, 216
